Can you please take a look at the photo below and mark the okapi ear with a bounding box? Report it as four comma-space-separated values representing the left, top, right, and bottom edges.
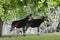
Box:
29, 14, 32, 16
42, 15, 45, 18
27, 14, 32, 17
44, 15, 48, 18
42, 15, 48, 19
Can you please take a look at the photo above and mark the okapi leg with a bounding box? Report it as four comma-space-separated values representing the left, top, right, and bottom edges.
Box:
37, 27, 40, 35
10, 26, 14, 32
23, 27, 26, 36
25, 23, 29, 31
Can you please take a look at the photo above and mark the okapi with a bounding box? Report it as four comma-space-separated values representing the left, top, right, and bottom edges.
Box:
25, 16, 49, 35
10, 14, 33, 36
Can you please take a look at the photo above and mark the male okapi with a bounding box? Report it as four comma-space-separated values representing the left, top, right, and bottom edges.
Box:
26, 16, 49, 35
10, 14, 33, 36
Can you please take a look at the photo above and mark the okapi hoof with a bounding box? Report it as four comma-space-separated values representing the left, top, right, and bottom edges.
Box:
37, 33, 40, 36
23, 34, 26, 36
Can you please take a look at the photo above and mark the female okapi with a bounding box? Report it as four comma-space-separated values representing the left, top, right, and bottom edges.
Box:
10, 14, 33, 36
26, 16, 49, 35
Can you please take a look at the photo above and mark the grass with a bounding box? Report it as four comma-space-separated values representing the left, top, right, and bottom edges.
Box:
0, 32, 60, 40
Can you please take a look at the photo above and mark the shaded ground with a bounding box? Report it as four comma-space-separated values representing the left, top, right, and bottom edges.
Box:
0, 34, 23, 38
0, 32, 60, 40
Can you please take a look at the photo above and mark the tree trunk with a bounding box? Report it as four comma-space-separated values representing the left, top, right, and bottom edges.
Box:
0, 18, 3, 37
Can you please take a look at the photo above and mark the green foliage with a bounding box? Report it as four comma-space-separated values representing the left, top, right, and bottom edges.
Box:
0, 5, 4, 16
0, 0, 60, 22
